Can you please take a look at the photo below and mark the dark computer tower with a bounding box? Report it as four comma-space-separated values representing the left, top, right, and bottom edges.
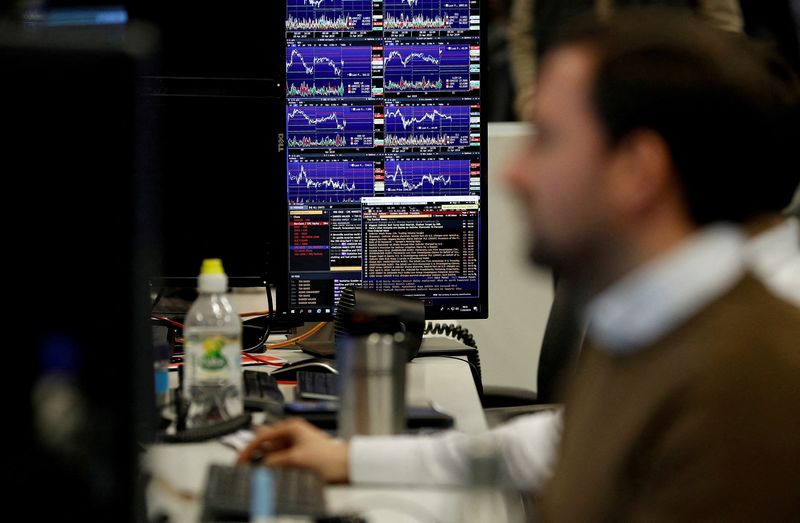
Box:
1, 21, 159, 522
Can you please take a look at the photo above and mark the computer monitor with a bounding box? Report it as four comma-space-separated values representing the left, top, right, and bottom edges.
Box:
135, 4, 287, 295
142, 77, 284, 289
2, 16, 158, 522
277, 0, 489, 322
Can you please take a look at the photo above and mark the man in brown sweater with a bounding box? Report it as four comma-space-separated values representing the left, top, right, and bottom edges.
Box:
501, 9, 800, 522
239, 8, 800, 521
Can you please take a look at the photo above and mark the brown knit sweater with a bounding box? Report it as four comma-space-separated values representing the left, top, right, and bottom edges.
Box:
538, 274, 800, 522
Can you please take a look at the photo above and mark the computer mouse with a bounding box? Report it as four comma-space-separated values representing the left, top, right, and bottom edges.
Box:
270, 358, 338, 381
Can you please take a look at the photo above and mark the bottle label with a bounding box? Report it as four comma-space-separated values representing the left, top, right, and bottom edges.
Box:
185, 336, 241, 382
200, 336, 229, 371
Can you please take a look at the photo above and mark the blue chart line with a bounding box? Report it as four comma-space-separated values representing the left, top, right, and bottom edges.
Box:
384, 105, 470, 147
384, 159, 471, 196
286, 46, 372, 98
384, 0, 470, 31
384, 44, 470, 92
288, 161, 374, 203
287, 105, 374, 148
286, 0, 372, 32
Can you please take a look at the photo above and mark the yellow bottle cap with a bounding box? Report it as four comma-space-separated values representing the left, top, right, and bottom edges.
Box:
200, 258, 225, 275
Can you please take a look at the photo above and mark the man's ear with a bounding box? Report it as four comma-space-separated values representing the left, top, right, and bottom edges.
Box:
606, 129, 674, 217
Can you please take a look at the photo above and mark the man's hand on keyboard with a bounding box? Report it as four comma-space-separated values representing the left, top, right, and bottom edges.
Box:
236, 417, 350, 484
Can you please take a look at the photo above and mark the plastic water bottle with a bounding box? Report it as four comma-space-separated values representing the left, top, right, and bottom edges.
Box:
182, 258, 243, 428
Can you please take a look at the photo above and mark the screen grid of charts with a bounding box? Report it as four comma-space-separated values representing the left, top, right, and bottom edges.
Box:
285, 0, 485, 319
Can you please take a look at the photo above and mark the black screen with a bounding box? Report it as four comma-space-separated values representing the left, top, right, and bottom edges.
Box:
135, 1, 286, 287
143, 78, 284, 287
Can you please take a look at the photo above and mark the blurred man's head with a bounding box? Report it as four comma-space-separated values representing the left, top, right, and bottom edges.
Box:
505, 8, 799, 291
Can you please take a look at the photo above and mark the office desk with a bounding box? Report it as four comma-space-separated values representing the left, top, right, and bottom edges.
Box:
144, 352, 523, 522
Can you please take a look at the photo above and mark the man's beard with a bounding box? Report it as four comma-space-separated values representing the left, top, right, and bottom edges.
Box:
527, 236, 560, 271
527, 236, 585, 288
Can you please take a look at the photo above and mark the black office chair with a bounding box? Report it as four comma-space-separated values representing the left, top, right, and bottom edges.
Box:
480, 274, 584, 421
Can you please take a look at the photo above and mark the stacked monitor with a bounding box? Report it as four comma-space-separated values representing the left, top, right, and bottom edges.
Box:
134, 2, 285, 290
143, 78, 283, 288
280, 0, 488, 321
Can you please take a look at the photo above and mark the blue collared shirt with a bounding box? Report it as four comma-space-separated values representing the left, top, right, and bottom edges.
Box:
585, 224, 747, 355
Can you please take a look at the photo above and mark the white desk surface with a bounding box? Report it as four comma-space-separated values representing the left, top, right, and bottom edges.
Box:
144, 351, 526, 523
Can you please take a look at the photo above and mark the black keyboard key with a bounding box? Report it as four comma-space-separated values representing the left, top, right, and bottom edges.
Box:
201, 463, 327, 521
242, 370, 285, 414
296, 371, 339, 400
202, 463, 252, 520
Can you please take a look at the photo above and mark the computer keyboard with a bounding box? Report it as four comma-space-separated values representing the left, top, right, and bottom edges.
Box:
296, 370, 339, 400
201, 463, 327, 521
242, 369, 285, 414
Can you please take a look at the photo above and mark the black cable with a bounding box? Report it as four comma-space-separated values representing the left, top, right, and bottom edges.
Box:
467, 348, 483, 397
242, 324, 267, 353
150, 287, 165, 314
433, 355, 480, 374
421, 322, 483, 398
243, 276, 273, 353
433, 354, 484, 398
265, 277, 274, 337
424, 322, 477, 349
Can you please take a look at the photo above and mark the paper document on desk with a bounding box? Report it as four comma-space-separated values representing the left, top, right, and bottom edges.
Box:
219, 429, 255, 452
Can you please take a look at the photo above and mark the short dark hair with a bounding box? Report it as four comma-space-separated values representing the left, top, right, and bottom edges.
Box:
553, 8, 800, 224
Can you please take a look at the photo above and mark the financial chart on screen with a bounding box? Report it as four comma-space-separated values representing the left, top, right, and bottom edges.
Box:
284, 0, 485, 319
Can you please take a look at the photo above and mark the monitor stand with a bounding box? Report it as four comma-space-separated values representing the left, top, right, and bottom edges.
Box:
297, 319, 429, 360
296, 322, 336, 358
